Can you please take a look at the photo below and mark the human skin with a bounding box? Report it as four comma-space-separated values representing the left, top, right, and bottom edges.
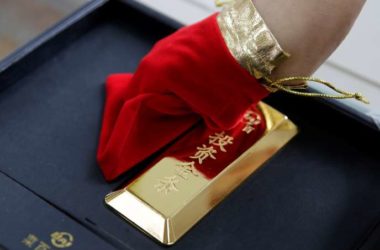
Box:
252, 0, 367, 79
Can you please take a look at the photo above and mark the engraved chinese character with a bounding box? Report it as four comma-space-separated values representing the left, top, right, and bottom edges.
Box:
242, 125, 255, 134
176, 161, 198, 179
155, 176, 179, 194
209, 132, 233, 152
242, 110, 261, 134
190, 144, 217, 164
34, 241, 51, 250
22, 234, 38, 248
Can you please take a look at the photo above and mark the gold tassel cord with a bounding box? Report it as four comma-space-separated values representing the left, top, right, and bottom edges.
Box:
264, 76, 370, 104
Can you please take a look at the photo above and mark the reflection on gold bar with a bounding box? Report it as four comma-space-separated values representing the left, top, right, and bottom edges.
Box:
105, 102, 298, 245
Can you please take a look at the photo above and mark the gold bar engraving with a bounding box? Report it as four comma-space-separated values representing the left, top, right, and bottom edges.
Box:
105, 102, 297, 245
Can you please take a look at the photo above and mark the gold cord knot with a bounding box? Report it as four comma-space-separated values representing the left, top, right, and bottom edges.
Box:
354, 93, 369, 104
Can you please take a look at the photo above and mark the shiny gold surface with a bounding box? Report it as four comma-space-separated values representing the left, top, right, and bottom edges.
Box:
105, 102, 297, 245
217, 0, 289, 79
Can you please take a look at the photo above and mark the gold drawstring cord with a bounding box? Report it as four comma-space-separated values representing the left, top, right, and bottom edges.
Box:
263, 76, 369, 104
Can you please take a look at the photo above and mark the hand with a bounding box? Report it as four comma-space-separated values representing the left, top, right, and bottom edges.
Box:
252, 0, 366, 78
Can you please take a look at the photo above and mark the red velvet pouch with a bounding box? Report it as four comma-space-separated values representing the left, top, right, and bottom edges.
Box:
97, 14, 271, 181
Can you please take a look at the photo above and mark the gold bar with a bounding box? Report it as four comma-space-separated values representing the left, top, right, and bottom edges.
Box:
105, 102, 297, 245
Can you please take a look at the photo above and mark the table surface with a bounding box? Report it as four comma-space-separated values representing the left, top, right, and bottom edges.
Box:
0, 0, 88, 59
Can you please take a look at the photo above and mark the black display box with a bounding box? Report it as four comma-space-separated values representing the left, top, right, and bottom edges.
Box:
0, 172, 115, 250
0, 0, 380, 249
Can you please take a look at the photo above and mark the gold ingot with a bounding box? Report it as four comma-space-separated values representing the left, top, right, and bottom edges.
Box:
105, 102, 297, 245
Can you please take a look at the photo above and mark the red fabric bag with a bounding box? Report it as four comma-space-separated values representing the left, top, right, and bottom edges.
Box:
97, 14, 269, 181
